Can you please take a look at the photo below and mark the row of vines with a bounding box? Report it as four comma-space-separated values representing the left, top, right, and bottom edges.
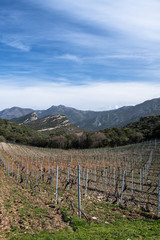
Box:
0, 140, 159, 219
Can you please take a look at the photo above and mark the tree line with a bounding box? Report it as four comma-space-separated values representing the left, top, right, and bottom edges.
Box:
0, 115, 160, 149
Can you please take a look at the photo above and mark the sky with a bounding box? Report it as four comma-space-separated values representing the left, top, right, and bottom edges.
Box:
0, 0, 160, 111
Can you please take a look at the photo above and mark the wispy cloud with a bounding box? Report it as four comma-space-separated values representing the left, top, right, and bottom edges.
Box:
1, 35, 31, 52
34, 0, 160, 41
25, 0, 160, 71
57, 54, 82, 63
4, 40, 30, 52
0, 0, 160, 110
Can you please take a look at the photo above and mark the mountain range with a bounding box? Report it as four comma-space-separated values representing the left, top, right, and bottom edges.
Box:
1, 97, 160, 131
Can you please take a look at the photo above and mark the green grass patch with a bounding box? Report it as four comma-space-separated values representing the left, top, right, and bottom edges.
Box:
8, 213, 160, 240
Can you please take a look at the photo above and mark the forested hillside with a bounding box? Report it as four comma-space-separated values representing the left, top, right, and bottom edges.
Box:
0, 115, 160, 149
0, 118, 46, 145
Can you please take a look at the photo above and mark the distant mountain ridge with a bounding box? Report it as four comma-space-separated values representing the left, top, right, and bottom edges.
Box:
2, 97, 160, 130
0, 107, 33, 120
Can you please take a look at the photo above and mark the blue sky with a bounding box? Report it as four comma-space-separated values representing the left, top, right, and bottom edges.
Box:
0, 0, 160, 110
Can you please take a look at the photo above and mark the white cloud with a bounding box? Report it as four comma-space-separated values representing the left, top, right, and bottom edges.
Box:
57, 54, 82, 63
0, 80, 160, 111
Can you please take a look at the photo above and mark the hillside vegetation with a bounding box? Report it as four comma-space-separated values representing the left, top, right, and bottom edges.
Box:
100, 115, 160, 147
0, 115, 160, 149
0, 118, 46, 145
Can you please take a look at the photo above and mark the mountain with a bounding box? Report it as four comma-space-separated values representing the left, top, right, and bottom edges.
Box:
12, 112, 82, 134
3, 97, 160, 131
36, 98, 160, 130
36, 105, 89, 126
0, 107, 34, 120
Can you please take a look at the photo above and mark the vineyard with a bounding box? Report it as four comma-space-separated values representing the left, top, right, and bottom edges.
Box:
0, 141, 160, 239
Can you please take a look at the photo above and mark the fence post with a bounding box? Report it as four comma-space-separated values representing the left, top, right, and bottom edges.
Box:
17, 164, 19, 183
12, 163, 14, 177
41, 162, 43, 180
55, 166, 59, 204
78, 164, 81, 218
114, 167, 115, 185
120, 167, 122, 180
26, 162, 29, 186
105, 168, 107, 192
35, 171, 38, 185
140, 169, 142, 192
68, 166, 70, 189
85, 169, 88, 199
94, 166, 96, 182
120, 171, 125, 205
4, 160, 6, 171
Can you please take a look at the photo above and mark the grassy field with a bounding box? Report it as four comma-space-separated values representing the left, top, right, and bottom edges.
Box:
0, 142, 159, 239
